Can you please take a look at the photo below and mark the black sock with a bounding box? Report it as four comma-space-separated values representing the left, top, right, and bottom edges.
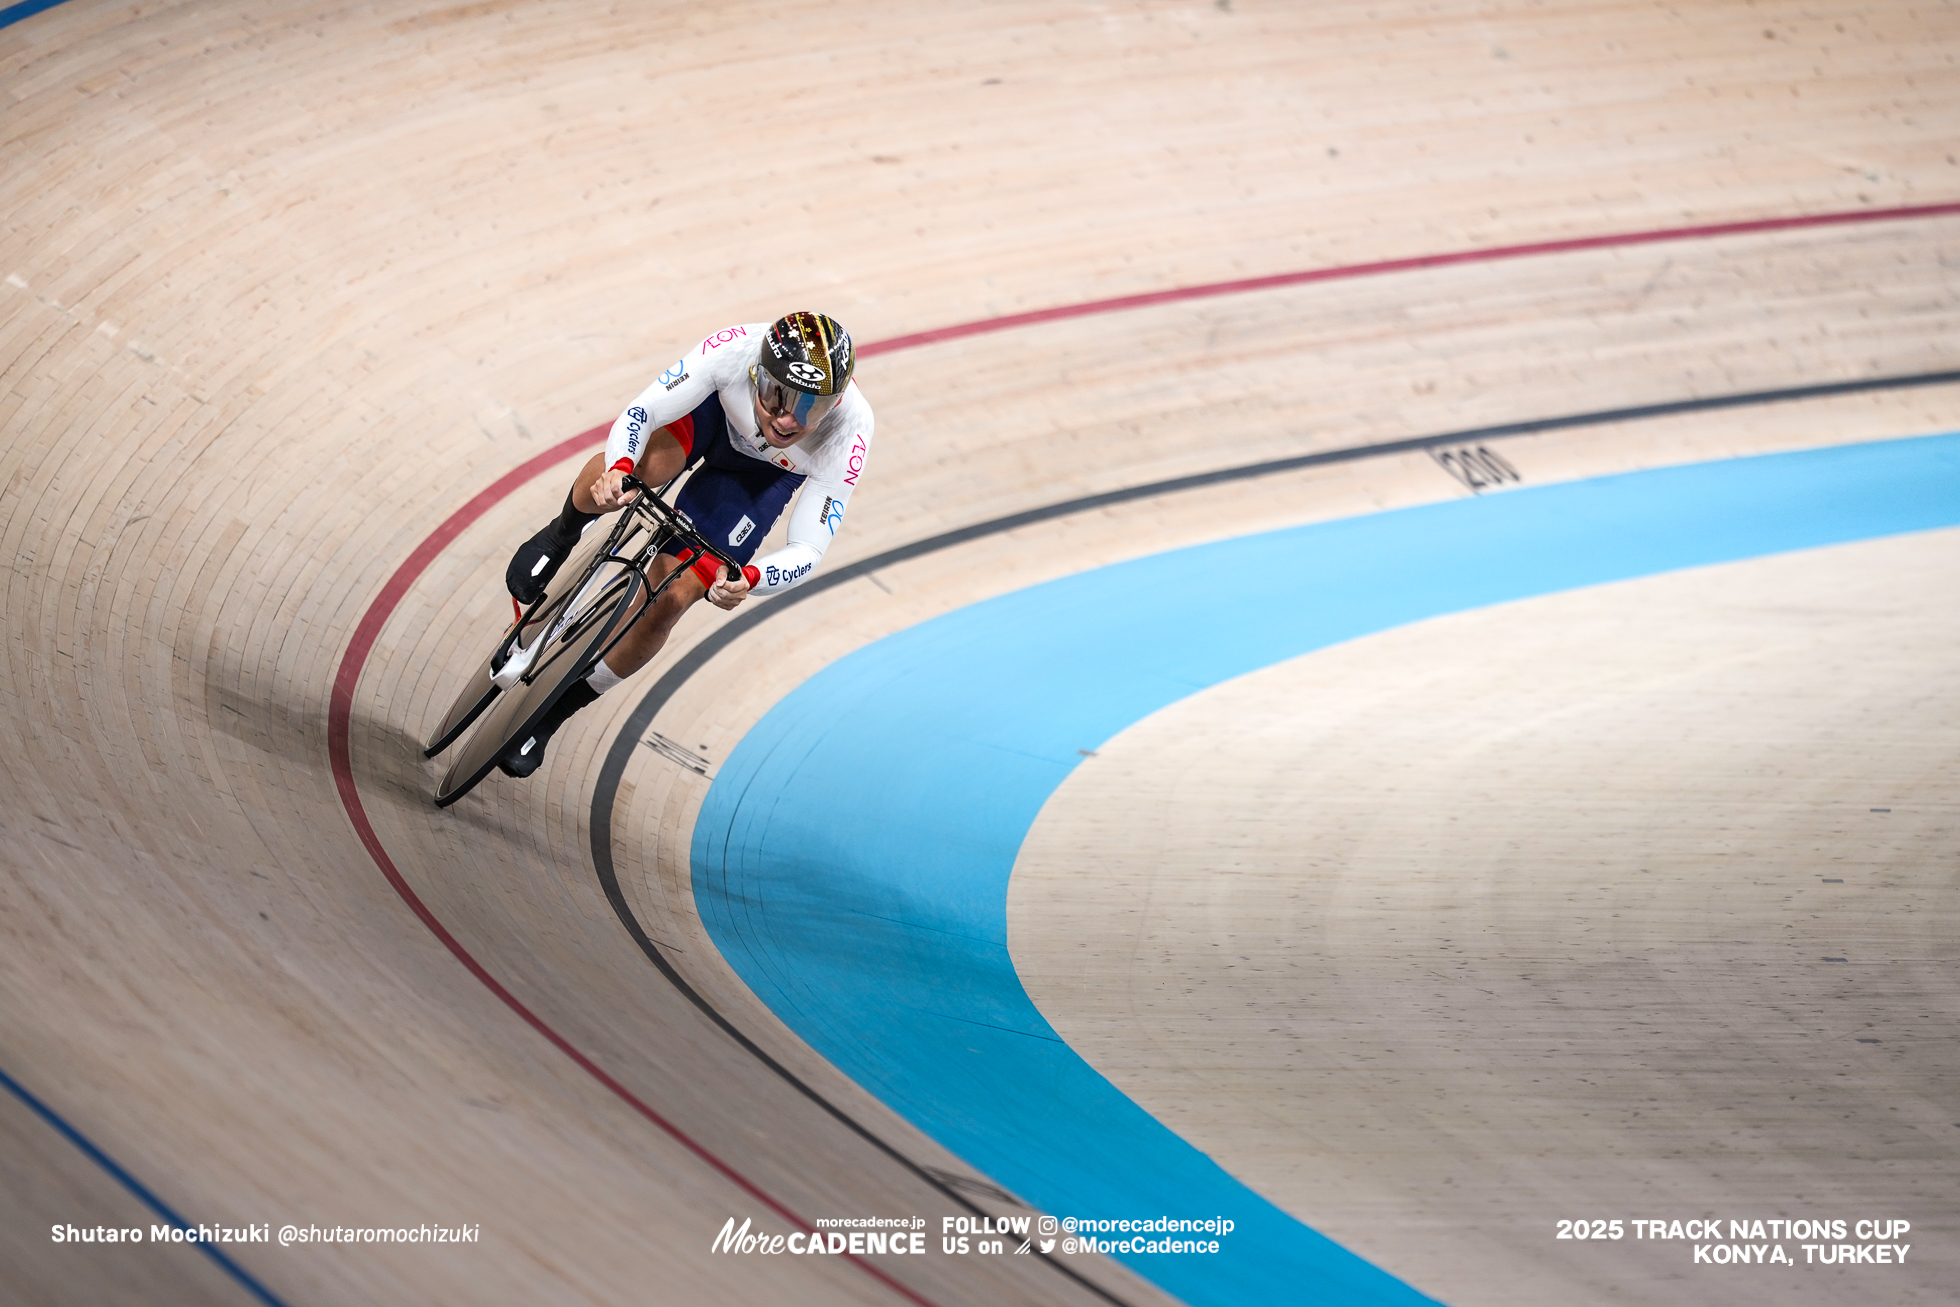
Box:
535, 677, 599, 739
557, 677, 600, 718
553, 489, 599, 539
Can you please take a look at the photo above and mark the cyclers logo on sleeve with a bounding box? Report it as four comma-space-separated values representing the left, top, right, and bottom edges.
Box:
762, 561, 812, 588
624, 407, 647, 455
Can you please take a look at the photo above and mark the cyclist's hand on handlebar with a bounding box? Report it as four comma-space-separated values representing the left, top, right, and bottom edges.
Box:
707, 564, 754, 611
589, 467, 640, 511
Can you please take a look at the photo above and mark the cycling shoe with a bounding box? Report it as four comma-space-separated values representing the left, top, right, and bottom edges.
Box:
506, 520, 582, 605
496, 679, 599, 778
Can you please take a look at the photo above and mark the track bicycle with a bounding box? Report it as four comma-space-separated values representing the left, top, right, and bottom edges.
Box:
425, 474, 742, 806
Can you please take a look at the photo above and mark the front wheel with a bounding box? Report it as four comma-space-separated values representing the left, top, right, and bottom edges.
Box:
422, 524, 612, 758
433, 558, 643, 807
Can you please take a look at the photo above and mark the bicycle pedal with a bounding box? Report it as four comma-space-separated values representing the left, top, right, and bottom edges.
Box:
491, 636, 541, 690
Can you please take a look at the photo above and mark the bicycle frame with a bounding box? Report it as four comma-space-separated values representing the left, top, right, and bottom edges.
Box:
490, 475, 745, 692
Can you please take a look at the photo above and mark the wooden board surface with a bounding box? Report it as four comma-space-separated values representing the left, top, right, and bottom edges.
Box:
4, 1, 1958, 1303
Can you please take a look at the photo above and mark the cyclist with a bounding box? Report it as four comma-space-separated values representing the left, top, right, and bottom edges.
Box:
494, 311, 872, 778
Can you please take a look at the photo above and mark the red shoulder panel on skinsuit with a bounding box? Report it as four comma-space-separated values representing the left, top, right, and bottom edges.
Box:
665, 413, 696, 457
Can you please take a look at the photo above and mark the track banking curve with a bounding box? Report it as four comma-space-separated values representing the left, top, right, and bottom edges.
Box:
686, 431, 1960, 1306
312, 201, 1960, 1304
7, 2, 1959, 1302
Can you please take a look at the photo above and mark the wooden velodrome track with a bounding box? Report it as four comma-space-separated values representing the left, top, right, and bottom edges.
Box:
4, 2, 1958, 1304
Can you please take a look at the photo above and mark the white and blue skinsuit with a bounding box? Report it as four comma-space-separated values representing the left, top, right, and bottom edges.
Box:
603, 322, 874, 592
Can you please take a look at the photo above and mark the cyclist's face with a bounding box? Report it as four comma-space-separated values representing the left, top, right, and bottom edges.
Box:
753, 394, 810, 446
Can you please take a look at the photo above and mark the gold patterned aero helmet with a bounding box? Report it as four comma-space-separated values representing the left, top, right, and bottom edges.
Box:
753, 311, 854, 429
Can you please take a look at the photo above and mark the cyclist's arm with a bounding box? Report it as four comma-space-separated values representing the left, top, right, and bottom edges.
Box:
746, 420, 872, 596
602, 357, 718, 477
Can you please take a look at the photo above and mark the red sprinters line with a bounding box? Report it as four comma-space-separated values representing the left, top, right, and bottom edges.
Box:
858, 200, 1960, 357
325, 426, 942, 1307
328, 197, 1960, 1305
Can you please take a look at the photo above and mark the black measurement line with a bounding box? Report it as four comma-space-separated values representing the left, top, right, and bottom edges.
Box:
603, 366, 1960, 739
585, 785, 1136, 1306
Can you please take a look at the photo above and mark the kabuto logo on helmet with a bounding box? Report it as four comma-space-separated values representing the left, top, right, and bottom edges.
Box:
785, 360, 827, 387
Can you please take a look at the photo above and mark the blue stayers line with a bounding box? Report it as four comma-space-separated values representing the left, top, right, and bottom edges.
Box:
0, 0, 73, 31
693, 433, 1960, 1307
0, 1061, 291, 1307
